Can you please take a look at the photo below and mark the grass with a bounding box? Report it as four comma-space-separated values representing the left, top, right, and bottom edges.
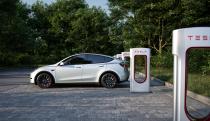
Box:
151, 67, 173, 83
188, 73, 210, 97
151, 67, 210, 97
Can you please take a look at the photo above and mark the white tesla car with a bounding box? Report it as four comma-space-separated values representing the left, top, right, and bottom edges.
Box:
30, 53, 129, 88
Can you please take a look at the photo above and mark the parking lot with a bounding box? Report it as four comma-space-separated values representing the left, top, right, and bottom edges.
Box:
0, 68, 208, 121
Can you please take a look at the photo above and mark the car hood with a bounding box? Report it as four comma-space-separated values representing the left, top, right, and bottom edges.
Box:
32, 64, 57, 72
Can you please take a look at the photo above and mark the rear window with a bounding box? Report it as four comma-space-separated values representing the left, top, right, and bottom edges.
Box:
63, 54, 91, 65
86, 54, 113, 64
104, 56, 113, 62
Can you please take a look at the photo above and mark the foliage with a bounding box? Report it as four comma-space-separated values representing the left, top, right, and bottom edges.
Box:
151, 50, 173, 68
0, 0, 115, 66
188, 48, 210, 73
151, 67, 210, 97
1, 0, 210, 66
188, 73, 210, 97
151, 67, 173, 83
0, 0, 34, 66
108, 0, 210, 55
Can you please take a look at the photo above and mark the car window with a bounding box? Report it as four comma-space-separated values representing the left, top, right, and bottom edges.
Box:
86, 54, 113, 64
104, 56, 113, 62
63, 55, 91, 65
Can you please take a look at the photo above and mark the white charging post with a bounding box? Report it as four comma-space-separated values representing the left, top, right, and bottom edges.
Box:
121, 52, 130, 61
130, 48, 150, 92
122, 52, 130, 81
116, 54, 122, 60
173, 27, 210, 121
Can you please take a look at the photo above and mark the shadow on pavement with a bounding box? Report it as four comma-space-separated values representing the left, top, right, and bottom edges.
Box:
53, 81, 130, 88
150, 78, 165, 86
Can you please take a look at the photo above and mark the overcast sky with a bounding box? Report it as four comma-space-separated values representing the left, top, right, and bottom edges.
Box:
21, 0, 109, 12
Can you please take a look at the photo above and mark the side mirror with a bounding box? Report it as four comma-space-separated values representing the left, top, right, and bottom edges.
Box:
59, 62, 65, 66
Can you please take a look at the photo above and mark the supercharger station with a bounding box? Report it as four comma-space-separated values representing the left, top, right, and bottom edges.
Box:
121, 52, 130, 61
130, 48, 150, 92
116, 54, 122, 60
122, 52, 131, 81
173, 27, 210, 121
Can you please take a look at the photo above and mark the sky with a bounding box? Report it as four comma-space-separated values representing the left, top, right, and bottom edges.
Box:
21, 0, 109, 12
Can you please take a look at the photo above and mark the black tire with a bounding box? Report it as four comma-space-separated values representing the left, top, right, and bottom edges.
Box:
36, 73, 53, 88
100, 73, 118, 88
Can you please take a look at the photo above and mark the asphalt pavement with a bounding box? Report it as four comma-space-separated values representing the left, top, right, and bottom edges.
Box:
0, 68, 208, 121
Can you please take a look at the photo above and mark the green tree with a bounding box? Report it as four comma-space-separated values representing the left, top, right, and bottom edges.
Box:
70, 7, 111, 54
108, 0, 210, 56
180, 0, 210, 27
30, 0, 113, 63
0, 0, 34, 65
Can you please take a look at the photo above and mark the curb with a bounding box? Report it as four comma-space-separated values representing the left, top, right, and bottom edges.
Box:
187, 90, 210, 106
151, 77, 165, 85
0, 74, 30, 78
164, 81, 210, 106
165, 82, 173, 88
0, 75, 29, 78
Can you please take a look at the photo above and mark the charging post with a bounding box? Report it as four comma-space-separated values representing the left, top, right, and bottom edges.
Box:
130, 48, 150, 92
173, 27, 210, 121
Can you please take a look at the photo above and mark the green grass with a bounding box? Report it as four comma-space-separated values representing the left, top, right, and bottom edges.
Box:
151, 67, 173, 83
188, 73, 210, 97
151, 67, 210, 97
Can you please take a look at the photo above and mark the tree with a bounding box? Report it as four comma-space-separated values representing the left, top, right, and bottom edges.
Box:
108, 0, 210, 56
0, 0, 34, 65
70, 7, 111, 54
30, 0, 113, 63
180, 0, 210, 27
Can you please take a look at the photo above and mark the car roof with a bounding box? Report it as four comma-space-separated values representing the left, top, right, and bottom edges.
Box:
77, 53, 114, 58
56, 53, 114, 64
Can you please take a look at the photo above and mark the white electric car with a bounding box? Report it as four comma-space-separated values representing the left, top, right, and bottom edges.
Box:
30, 53, 129, 88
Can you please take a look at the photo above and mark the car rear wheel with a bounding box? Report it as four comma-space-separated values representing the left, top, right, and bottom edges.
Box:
36, 73, 53, 88
100, 73, 117, 88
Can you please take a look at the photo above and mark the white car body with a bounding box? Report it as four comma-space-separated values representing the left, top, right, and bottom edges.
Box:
30, 53, 129, 87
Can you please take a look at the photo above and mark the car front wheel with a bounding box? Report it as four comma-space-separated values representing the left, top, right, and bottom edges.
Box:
100, 73, 118, 88
36, 73, 53, 88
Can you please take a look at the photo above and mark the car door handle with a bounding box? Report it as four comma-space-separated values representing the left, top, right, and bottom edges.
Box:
99, 65, 104, 67
75, 66, 81, 68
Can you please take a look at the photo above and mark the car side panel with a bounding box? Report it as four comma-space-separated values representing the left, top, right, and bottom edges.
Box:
55, 65, 83, 83
82, 64, 107, 83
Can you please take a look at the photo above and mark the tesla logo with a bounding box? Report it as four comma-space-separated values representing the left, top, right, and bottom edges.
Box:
123, 53, 130, 56
187, 35, 210, 41
134, 50, 146, 54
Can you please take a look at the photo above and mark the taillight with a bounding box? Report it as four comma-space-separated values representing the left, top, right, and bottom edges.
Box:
120, 62, 128, 68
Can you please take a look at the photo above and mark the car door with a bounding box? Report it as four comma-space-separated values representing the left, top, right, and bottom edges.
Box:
55, 54, 88, 83
82, 54, 107, 82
